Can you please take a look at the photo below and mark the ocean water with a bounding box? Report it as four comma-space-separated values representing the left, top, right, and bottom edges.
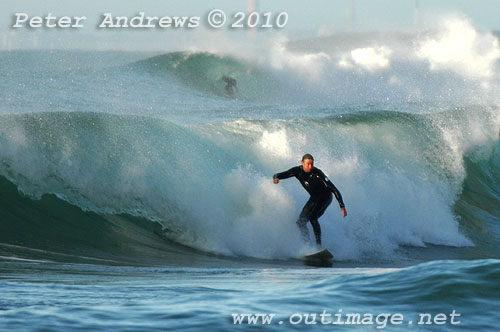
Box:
1, 18, 500, 331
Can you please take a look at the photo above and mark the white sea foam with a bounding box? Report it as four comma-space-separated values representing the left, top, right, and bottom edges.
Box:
416, 17, 500, 79
338, 46, 392, 72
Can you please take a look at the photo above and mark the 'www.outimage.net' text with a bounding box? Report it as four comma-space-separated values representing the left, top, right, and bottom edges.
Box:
232, 310, 461, 329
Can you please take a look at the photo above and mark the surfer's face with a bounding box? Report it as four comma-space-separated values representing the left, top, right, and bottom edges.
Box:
302, 159, 313, 173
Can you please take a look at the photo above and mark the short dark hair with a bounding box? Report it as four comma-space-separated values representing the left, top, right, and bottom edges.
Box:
302, 153, 314, 161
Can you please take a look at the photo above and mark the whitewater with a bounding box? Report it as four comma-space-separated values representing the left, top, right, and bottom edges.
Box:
1, 16, 499, 331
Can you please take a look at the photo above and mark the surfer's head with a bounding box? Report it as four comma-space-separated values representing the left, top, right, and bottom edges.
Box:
301, 154, 314, 173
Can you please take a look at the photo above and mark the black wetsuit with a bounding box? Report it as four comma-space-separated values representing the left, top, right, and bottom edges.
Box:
221, 76, 237, 95
273, 166, 345, 246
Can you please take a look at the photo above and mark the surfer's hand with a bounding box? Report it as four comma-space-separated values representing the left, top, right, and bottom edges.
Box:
341, 207, 347, 218
273, 178, 279, 184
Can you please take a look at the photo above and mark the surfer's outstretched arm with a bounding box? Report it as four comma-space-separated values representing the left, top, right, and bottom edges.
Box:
316, 169, 347, 217
273, 166, 300, 184
329, 183, 347, 217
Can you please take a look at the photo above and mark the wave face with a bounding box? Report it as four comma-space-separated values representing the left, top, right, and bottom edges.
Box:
1, 16, 500, 264
0, 108, 498, 262
132, 52, 284, 101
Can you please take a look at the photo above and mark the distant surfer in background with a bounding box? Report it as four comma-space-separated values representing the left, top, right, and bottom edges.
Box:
273, 154, 347, 247
220, 75, 237, 96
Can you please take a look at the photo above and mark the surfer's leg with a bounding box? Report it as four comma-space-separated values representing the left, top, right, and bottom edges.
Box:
315, 194, 333, 219
296, 217, 310, 243
309, 195, 332, 247
310, 218, 322, 246
297, 198, 316, 244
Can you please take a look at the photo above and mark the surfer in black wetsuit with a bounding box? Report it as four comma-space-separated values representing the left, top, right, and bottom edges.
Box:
220, 75, 237, 96
273, 154, 347, 247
